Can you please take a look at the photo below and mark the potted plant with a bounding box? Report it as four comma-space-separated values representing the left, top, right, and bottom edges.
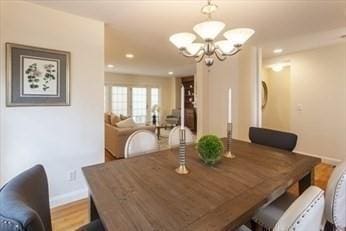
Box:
197, 135, 224, 165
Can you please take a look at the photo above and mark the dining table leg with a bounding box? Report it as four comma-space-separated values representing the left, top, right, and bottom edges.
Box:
298, 170, 314, 195
89, 195, 100, 221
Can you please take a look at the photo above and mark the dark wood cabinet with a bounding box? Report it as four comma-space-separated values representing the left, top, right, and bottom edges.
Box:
181, 76, 196, 132
185, 108, 196, 131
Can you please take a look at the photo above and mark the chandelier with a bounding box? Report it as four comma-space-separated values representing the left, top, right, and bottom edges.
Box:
169, 0, 255, 66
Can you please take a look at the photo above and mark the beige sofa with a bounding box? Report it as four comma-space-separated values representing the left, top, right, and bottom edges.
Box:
105, 113, 155, 158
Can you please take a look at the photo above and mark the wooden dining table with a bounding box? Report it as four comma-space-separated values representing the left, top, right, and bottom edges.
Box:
82, 139, 320, 231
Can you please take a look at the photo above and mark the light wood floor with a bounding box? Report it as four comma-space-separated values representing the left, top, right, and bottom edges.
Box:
51, 154, 334, 231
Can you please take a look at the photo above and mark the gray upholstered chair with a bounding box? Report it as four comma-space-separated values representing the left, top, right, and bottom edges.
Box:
239, 186, 325, 231
249, 127, 298, 151
165, 109, 180, 126
252, 161, 346, 231
0, 165, 104, 231
124, 130, 159, 158
0, 165, 52, 231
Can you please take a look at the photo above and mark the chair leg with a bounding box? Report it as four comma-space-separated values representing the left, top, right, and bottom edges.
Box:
324, 221, 335, 231
250, 220, 257, 231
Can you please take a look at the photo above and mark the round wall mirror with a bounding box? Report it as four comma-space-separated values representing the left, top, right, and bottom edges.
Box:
261, 81, 268, 109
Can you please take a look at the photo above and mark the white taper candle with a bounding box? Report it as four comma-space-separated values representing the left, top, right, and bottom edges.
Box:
228, 88, 232, 123
181, 85, 185, 129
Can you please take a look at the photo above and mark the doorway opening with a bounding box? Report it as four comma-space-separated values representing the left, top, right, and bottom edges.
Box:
261, 63, 291, 131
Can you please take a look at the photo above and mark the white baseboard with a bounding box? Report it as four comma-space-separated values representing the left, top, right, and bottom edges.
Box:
50, 188, 88, 208
294, 150, 342, 166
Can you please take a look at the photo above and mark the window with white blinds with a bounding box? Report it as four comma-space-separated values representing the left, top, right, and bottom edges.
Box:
132, 88, 147, 123
111, 86, 128, 116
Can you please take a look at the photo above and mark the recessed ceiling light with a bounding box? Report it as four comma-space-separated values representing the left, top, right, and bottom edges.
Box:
272, 64, 283, 72
273, 48, 283, 54
125, 53, 134, 59
168, 71, 174, 75
107, 64, 115, 68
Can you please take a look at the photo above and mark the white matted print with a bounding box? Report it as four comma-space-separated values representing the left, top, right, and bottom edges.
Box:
21, 56, 60, 96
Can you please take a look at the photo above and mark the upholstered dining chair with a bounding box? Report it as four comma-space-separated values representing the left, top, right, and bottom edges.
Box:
252, 161, 346, 231
239, 186, 325, 231
324, 161, 346, 231
0, 165, 104, 231
124, 130, 159, 158
249, 127, 298, 151
248, 127, 298, 230
168, 126, 194, 148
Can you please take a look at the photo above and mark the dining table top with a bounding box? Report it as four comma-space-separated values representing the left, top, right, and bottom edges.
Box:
82, 139, 321, 231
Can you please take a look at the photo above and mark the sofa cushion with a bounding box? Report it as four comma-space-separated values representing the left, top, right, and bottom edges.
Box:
120, 114, 129, 120
104, 113, 111, 124
116, 118, 136, 128
110, 114, 121, 126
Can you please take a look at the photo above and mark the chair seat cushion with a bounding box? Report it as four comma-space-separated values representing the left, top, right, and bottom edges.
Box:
77, 219, 104, 231
252, 192, 297, 230
116, 118, 136, 128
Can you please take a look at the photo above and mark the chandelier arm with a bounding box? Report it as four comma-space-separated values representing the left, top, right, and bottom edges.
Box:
195, 52, 205, 63
222, 48, 242, 56
215, 49, 227, 61
181, 50, 198, 58
181, 47, 205, 58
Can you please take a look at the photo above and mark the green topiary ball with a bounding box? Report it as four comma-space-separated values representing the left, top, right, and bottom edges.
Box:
197, 135, 224, 165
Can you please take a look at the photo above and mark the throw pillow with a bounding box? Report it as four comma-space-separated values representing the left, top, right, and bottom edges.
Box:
110, 114, 121, 126
120, 114, 129, 120
104, 113, 111, 124
116, 118, 137, 128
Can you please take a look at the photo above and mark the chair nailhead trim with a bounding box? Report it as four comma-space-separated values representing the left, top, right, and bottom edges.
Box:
332, 171, 346, 228
1, 219, 21, 230
290, 191, 324, 229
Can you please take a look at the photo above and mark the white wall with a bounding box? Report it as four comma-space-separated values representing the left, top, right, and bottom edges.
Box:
0, 1, 105, 207
196, 47, 259, 140
264, 43, 346, 163
104, 72, 175, 121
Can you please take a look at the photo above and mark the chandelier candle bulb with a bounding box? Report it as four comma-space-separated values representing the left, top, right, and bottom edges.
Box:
181, 85, 185, 129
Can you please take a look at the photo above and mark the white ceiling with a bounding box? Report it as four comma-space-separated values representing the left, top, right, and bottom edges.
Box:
31, 0, 346, 77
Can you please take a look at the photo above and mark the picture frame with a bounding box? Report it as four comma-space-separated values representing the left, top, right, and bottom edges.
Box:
6, 43, 70, 106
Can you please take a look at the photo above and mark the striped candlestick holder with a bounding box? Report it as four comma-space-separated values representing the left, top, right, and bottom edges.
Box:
175, 128, 189, 174
224, 122, 236, 159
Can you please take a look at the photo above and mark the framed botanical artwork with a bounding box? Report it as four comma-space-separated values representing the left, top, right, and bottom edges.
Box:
6, 43, 70, 106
